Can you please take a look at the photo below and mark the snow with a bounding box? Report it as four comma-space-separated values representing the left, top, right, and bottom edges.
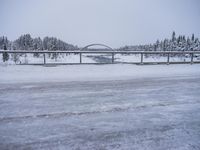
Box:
1, 53, 200, 65
0, 53, 96, 64
0, 64, 200, 84
0, 64, 200, 149
116, 54, 200, 63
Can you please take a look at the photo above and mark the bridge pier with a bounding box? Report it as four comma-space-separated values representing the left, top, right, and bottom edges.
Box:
140, 53, 144, 65
112, 53, 114, 63
43, 53, 46, 65
80, 53, 82, 64
191, 53, 194, 65
167, 53, 170, 65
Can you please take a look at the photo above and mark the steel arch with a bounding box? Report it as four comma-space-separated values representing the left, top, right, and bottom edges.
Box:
81, 44, 113, 51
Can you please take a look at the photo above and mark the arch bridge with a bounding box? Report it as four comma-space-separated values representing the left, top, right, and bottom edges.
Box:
79, 44, 114, 63
81, 44, 114, 51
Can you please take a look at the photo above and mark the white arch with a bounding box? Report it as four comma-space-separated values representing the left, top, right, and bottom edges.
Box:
81, 44, 113, 51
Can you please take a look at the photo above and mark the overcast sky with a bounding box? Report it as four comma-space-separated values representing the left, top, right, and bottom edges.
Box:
0, 0, 200, 48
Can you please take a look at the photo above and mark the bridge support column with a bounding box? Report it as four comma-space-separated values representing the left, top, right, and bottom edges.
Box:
191, 53, 194, 65
112, 53, 114, 63
43, 53, 46, 65
80, 53, 82, 64
140, 53, 144, 65
167, 53, 170, 65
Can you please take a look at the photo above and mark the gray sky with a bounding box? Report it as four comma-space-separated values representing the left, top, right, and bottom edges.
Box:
0, 0, 200, 48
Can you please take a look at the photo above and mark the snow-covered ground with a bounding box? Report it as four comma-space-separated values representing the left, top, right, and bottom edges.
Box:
0, 54, 96, 64
115, 54, 200, 63
1, 53, 200, 64
0, 64, 200, 150
0, 64, 200, 84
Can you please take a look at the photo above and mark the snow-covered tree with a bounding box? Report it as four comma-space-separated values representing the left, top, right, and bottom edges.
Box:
13, 34, 34, 50
3, 45, 9, 62
119, 32, 200, 52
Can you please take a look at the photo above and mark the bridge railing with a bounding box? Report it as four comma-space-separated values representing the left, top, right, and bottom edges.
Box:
0, 50, 200, 65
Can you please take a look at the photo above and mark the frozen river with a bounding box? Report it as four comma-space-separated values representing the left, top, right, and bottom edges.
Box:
0, 74, 200, 150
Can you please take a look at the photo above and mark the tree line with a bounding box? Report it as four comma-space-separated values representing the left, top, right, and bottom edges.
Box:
1, 32, 199, 52
0, 34, 78, 51
0, 34, 78, 62
0, 32, 200, 62
120, 32, 200, 51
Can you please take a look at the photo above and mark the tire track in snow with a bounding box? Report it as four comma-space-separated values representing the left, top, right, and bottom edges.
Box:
0, 101, 198, 123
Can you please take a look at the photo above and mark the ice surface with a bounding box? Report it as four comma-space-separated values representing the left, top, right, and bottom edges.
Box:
0, 64, 200, 149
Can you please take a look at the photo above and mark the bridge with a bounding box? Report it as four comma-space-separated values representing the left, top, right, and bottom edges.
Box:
0, 43, 200, 65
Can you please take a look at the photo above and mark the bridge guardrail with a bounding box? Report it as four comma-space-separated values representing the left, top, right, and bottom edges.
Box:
0, 50, 200, 65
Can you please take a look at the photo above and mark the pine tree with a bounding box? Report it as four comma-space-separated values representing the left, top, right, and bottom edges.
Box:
33, 37, 43, 57
192, 34, 195, 41
3, 45, 9, 62
172, 31, 176, 42
163, 39, 168, 51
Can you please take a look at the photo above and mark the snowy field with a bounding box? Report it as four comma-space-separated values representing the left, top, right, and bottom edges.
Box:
0, 64, 200, 150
